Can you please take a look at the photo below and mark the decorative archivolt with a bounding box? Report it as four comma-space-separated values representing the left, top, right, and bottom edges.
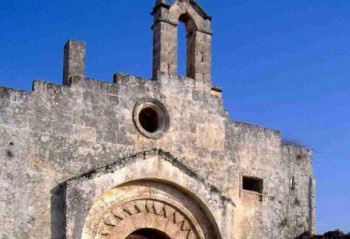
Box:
82, 181, 217, 239
98, 199, 196, 239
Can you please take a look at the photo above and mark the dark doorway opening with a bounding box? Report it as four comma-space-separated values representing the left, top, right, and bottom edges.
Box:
126, 228, 171, 239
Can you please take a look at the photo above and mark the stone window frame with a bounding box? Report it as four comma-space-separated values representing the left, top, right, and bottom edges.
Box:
241, 176, 264, 195
133, 98, 170, 139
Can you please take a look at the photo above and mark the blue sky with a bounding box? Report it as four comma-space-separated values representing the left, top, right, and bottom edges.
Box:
0, 0, 349, 233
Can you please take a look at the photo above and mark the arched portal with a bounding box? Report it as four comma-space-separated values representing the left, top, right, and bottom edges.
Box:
82, 180, 221, 239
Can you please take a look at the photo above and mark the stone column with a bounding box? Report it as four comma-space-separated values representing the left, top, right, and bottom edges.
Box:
63, 40, 85, 86
152, 1, 178, 79
190, 30, 212, 81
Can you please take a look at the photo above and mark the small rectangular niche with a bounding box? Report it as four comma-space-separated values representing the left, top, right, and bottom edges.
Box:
290, 176, 296, 190
242, 176, 264, 194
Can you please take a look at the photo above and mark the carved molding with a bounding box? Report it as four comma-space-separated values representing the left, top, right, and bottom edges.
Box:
98, 199, 196, 239
82, 181, 216, 239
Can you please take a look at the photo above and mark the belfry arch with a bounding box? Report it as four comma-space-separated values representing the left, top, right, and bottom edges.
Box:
152, 0, 212, 81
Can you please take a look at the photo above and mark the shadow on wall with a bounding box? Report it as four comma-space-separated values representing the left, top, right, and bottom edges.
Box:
296, 230, 350, 239
50, 184, 66, 239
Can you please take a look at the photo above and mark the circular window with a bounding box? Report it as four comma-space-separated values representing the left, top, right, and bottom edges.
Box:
133, 99, 170, 139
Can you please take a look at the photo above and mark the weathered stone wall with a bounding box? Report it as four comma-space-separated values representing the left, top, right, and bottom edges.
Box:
282, 146, 316, 237
0, 73, 314, 238
0, 1, 314, 238
224, 121, 315, 238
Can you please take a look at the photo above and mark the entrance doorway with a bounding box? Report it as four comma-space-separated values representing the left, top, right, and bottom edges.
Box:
126, 228, 171, 239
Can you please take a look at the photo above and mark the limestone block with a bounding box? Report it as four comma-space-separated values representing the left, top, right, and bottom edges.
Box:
63, 40, 85, 86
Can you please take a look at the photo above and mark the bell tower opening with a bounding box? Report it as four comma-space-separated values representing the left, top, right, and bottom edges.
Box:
151, 0, 212, 81
126, 228, 171, 239
178, 20, 187, 77
178, 13, 197, 79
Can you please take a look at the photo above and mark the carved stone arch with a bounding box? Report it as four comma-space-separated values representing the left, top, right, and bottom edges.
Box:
81, 180, 219, 239
64, 150, 235, 239
152, 0, 212, 81
167, 2, 200, 31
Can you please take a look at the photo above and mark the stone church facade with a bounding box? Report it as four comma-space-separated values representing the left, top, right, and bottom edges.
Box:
0, 1, 315, 239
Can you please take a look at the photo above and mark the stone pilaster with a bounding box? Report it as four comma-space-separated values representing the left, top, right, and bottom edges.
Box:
63, 40, 85, 86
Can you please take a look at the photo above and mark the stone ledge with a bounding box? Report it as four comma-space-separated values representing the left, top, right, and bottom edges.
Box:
231, 120, 281, 136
